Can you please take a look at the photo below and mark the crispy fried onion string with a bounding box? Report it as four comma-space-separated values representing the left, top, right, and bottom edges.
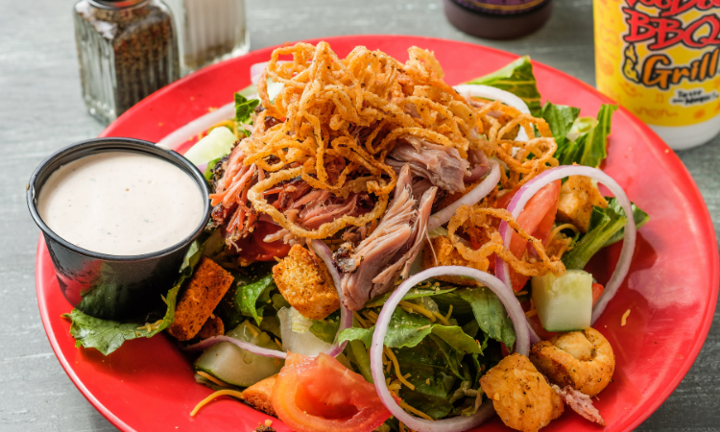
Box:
447, 205, 565, 277
214, 41, 560, 241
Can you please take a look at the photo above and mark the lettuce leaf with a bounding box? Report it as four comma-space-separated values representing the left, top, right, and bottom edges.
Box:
555, 104, 618, 168
562, 197, 649, 270
562, 203, 628, 270
465, 56, 542, 116
62, 241, 203, 356
455, 288, 516, 350
338, 308, 481, 354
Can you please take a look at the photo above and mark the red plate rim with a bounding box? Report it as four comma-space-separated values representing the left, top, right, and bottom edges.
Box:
36, 34, 719, 432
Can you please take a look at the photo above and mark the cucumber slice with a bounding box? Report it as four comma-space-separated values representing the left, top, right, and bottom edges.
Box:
531, 270, 593, 332
183, 126, 236, 166
193, 320, 284, 388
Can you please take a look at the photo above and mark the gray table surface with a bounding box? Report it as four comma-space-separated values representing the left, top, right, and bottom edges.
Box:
1, 0, 718, 430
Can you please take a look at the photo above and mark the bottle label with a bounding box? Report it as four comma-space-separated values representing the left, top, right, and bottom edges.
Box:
452, 0, 549, 15
595, 0, 720, 127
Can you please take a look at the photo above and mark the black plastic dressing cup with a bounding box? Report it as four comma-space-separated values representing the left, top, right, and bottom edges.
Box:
27, 138, 210, 321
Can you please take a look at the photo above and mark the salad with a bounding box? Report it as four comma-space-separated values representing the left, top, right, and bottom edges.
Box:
64, 42, 649, 432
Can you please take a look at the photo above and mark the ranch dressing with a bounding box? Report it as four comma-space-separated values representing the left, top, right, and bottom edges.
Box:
37, 151, 205, 256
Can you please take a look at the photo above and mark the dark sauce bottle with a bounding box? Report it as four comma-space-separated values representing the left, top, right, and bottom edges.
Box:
443, 0, 553, 40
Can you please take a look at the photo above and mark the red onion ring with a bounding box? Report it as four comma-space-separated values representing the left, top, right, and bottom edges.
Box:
495, 166, 636, 325
250, 61, 269, 85
309, 239, 353, 357
370, 266, 530, 432
428, 159, 501, 232
156, 102, 236, 151
181, 335, 287, 359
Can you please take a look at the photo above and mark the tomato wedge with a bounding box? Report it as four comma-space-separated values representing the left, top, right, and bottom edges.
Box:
235, 221, 292, 262
497, 180, 561, 291
272, 352, 392, 432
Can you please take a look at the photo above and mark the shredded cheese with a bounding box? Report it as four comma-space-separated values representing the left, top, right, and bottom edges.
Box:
445, 304, 454, 321
384, 347, 415, 390
397, 398, 434, 421
432, 312, 450, 326
353, 312, 369, 328
196, 371, 230, 388
190, 389, 244, 417
399, 300, 436, 321
621, 309, 631, 326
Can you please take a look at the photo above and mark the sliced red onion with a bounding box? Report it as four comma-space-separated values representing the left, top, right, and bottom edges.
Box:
250, 61, 269, 86
370, 266, 529, 432
309, 239, 353, 358
454, 84, 531, 141
181, 335, 287, 359
156, 102, 236, 151
428, 159, 500, 231
495, 166, 636, 325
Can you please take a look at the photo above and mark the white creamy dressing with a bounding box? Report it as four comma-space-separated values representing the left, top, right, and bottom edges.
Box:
37, 151, 205, 256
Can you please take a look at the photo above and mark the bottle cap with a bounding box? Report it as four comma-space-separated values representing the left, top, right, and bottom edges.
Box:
88, 0, 148, 9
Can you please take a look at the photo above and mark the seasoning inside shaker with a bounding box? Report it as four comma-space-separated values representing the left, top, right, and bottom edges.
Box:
74, 0, 180, 124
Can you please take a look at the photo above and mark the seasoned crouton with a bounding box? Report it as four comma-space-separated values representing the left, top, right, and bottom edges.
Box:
480, 354, 564, 432
272, 245, 339, 320
530, 328, 615, 397
421, 236, 479, 286
197, 315, 225, 339
243, 374, 277, 415
556, 176, 608, 232
168, 257, 234, 341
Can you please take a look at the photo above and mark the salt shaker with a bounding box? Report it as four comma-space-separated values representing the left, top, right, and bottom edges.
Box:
73, 0, 180, 124
164, 0, 249, 76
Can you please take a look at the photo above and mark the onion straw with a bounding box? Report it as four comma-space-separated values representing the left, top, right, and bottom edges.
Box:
494, 165, 636, 324
370, 266, 530, 432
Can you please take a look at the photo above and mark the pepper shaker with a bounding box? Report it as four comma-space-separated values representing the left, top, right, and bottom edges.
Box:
164, 0, 249, 76
73, 0, 180, 124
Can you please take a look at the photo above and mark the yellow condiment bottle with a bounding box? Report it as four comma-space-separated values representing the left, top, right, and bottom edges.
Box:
594, 0, 720, 149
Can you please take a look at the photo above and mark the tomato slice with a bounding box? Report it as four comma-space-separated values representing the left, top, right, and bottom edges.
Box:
235, 221, 292, 262
497, 180, 561, 291
272, 352, 392, 432
591, 283, 604, 306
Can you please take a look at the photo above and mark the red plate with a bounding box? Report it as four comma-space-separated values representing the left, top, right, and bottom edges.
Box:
36, 35, 718, 432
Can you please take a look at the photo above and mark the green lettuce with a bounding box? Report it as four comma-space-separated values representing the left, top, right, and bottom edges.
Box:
62, 241, 203, 356
554, 104, 618, 168
309, 313, 341, 344
338, 308, 481, 354
562, 197, 649, 270
365, 286, 456, 308
466, 56, 542, 116
234, 93, 260, 137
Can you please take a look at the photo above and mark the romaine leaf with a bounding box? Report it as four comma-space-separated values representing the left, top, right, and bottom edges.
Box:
603, 198, 650, 246
465, 56, 542, 116
337, 308, 480, 354
309, 315, 340, 344
562, 203, 628, 270
235, 93, 259, 125
365, 286, 456, 308
455, 287, 516, 350
540, 102, 580, 150
555, 104, 618, 168
237, 274, 276, 326
62, 241, 202, 356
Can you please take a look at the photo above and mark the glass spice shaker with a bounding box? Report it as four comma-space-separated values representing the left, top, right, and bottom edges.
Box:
73, 0, 180, 124
163, 0, 249, 76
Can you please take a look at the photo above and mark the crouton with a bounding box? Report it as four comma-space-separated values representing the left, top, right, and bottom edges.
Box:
272, 244, 340, 320
168, 257, 234, 341
243, 374, 277, 416
557, 176, 608, 233
421, 236, 479, 287
197, 315, 225, 339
